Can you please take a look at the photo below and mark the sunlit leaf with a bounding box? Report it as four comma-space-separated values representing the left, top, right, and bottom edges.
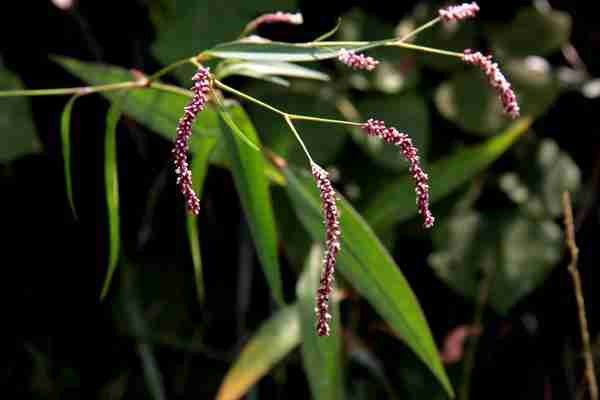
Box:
297, 245, 344, 400
489, 6, 572, 57
186, 136, 218, 304
362, 117, 532, 231
219, 102, 285, 306
216, 305, 300, 400
282, 166, 453, 397
429, 208, 562, 314
217, 60, 330, 82
0, 62, 41, 162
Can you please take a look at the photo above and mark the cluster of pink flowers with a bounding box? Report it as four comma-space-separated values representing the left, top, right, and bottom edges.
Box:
438, 2, 480, 22
337, 49, 380, 71
311, 162, 341, 337
462, 49, 520, 119
172, 66, 211, 215
244, 11, 303, 33
362, 119, 435, 228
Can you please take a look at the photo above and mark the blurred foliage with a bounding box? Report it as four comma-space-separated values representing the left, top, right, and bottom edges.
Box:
1, 1, 598, 399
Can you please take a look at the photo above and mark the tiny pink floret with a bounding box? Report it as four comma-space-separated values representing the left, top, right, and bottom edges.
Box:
462, 49, 520, 119
173, 66, 211, 215
438, 2, 480, 22
362, 119, 435, 228
311, 162, 341, 337
338, 49, 380, 71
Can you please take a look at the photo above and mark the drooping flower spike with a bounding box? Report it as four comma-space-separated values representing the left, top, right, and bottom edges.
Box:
462, 49, 520, 119
173, 65, 211, 215
362, 119, 435, 228
438, 2, 480, 22
311, 162, 341, 337
338, 49, 380, 71
244, 11, 303, 34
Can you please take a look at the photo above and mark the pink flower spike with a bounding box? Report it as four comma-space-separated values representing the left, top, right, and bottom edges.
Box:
438, 2, 480, 22
244, 11, 303, 33
462, 49, 520, 119
338, 49, 379, 71
311, 162, 341, 337
172, 65, 211, 215
361, 119, 435, 228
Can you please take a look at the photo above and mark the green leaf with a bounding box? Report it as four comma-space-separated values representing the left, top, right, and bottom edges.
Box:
52, 57, 285, 184
362, 117, 533, 231
60, 95, 80, 218
217, 60, 330, 82
282, 166, 453, 397
216, 305, 300, 400
297, 245, 344, 400
353, 92, 429, 171
0, 62, 41, 161
151, 0, 296, 74
100, 103, 122, 300
429, 208, 562, 314
186, 136, 218, 304
206, 39, 390, 62
489, 6, 572, 57
219, 102, 285, 306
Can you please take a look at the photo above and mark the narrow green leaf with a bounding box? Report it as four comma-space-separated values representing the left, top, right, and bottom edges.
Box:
206, 38, 391, 62
186, 136, 217, 304
60, 94, 81, 219
282, 166, 453, 397
362, 117, 533, 232
216, 305, 300, 400
219, 103, 285, 306
100, 104, 123, 300
217, 60, 330, 82
297, 245, 344, 400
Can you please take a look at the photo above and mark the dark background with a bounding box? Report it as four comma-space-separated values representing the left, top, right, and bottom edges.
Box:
1, 1, 599, 399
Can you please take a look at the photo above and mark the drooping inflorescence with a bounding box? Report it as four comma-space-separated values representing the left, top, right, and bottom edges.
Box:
438, 2, 480, 22
337, 49, 380, 71
462, 49, 520, 119
244, 11, 303, 34
362, 119, 434, 228
311, 162, 341, 337
173, 66, 211, 215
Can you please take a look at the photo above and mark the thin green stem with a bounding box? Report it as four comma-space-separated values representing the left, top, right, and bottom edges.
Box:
283, 115, 313, 164
391, 42, 464, 58
146, 57, 196, 83
0, 81, 138, 97
288, 114, 363, 127
150, 82, 193, 98
214, 79, 287, 116
393, 17, 441, 44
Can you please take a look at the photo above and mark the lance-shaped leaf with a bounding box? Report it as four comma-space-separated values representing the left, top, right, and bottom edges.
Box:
186, 136, 217, 304
216, 305, 300, 400
297, 244, 344, 400
362, 117, 532, 232
282, 166, 453, 397
100, 103, 122, 300
218, 102, 285, 306
217, 60, 330, 82
60, 94, 81, 218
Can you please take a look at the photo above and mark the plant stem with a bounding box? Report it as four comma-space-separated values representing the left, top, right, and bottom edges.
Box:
288, 114, 362, 127
150, 82, 193, 98
562, 191, 599, 400
214, 79, 287, 116
394, 17, 441, 44
391, 42, 464, 58
0, 81, 139, 97
283, 115, 313, 164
